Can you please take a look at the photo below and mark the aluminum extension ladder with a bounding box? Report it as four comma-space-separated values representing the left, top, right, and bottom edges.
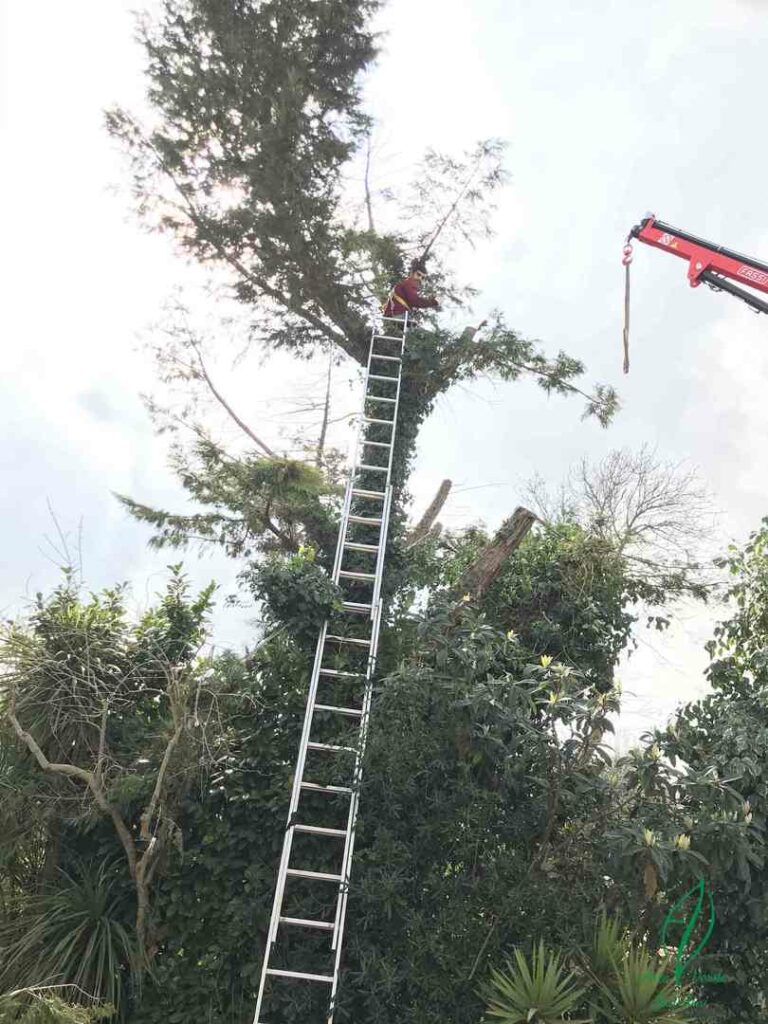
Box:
253, 313, 410, 1024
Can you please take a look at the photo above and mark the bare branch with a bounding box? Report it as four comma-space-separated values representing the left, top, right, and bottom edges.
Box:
525, 445, 719, 595
316, 349, 333, 467
186, 332, 276, 458
421, 147, 495, 262
7, 709, 137, 880
95, 703, 108, 786
139, 716, 185, 844
364, 134, 376, 234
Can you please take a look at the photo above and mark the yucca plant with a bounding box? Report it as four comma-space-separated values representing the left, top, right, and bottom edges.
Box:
480, 939, 591, 1023
0, 860, 138, 1016
590, 914, 632, 978
584, 916, 698, 1024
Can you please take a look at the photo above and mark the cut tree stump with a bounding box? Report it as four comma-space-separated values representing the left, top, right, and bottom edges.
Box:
455, 506, 537, 603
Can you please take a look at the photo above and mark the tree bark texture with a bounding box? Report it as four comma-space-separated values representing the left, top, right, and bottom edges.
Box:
456, 506, 537, 601
406, 480, 452, 548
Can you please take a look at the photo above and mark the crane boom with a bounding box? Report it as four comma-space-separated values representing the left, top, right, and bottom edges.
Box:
628, 214, 768, 315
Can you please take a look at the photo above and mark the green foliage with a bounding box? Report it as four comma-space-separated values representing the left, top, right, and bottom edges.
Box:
0, 861, 137, 1016
1, 568, 215, 775
0, 732, 56, 905
0, 570, 222, 1014
0, 991, 112, 1024
394, 321, 618, 490
480, 941, 588, 1024
239, 545, 342, 645
107, 0, 382, 359
119, 639, 313, 1024
589, 944, 692, 1023
658, 519, 768, 1019
80, 520, 757, 1024
33, 2, 765, 1021
1, 574, 132, 764
117, 444, 340, 559
5, 521, 765, 1022
481, 917, 697, 1024
480, 523, 634, 694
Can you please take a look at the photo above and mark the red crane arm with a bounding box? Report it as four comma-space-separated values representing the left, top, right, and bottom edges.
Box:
628, 214, 768, 315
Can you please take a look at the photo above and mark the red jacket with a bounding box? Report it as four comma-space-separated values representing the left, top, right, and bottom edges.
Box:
382, 276, 439, 318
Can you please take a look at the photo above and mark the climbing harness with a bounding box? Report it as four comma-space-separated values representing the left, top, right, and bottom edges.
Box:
253, 315, 410, 1024
383, 285, 411, 314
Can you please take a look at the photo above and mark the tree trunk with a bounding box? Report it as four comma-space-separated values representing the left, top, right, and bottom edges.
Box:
406, 480, 452, 548
456, 506, 537, 601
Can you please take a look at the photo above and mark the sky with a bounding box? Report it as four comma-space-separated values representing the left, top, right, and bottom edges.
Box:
2, 0, 768, 747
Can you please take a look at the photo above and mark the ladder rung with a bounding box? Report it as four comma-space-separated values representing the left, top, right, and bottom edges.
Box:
368, 374, 399, 382
300, 780, 354, 793
307, 741, 358, 754
344, 542, 379, 552
358, 464, 388, 473
350, 489, 386, 499
286, 868, 343, 882
374, 333, 405, 342
279, 916, 335, 931
363, 417, 394, 426
325, 636, 371, 647
315, 703, 363, 717
365, 395, 397, 404
341, 601, 373, 613
339, 570, 376, 581
293, 824, 348, 837
370, 354, 401, 362
318, 668, 363, 678
362, 440, 392, 448
348, 514, 383, 524
266, 968, 334, 984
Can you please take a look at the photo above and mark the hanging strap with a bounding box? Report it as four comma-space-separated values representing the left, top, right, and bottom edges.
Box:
622, 242, 633, 374
382, 284, 412, 314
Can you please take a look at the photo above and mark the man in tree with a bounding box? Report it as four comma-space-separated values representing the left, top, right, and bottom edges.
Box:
383, 259, 440, 319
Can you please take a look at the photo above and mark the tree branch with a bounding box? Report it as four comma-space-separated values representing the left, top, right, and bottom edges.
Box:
421, 149, 487, 262
364, 134, 376, 234
95, 703, 108, 787
406, 480, 452, 549
316, 348, 333, 467
139, 686, 185, 845
8, 709, 138, 880
187, 334, 276, 457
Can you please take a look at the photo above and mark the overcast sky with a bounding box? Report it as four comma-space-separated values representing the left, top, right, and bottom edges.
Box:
3, 0, 768, 746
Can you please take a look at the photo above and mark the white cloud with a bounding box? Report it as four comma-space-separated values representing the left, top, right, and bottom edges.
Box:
3, 0, 768, 743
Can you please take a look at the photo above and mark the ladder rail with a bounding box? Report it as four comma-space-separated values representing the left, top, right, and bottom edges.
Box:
267, 621, 329, 946
253, 313, 409, 1024
331, 475, 354, 583
254, 619, 331, 1018
367, 323, 405, 619
326, 604, 383, 1024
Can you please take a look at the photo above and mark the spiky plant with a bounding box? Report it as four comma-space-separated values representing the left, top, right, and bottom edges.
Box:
586, 916, 698, 1023
480, 939, 590, 1024
0, 860, 138, 1016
